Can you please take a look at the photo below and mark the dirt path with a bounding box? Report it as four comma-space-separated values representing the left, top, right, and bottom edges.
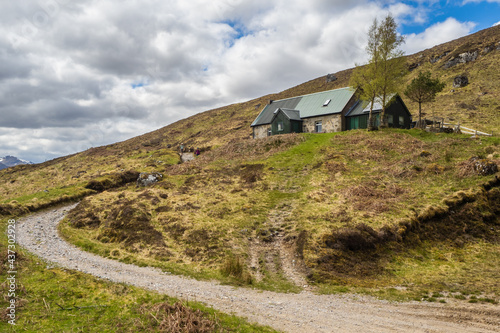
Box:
248, 205, 310, 290
180, 152, 195, 162
16, 204, 500, 333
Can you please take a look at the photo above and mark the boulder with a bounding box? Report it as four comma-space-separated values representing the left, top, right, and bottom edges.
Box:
326, 73, 337, 83
453, 75, 469, 88
461, 157, 499, 176
483, 45, 495, 55
472, 158, 498, 176
444, 51, 478, 68
137, 172, 163, 187
408, 63, 420, 71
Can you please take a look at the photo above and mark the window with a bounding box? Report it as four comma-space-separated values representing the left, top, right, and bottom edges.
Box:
315, 121, 322, 133
323, 99, 331, 107
267, 128, 272, 136
388, 114, 393, 125
277, 121, 284, 131
399, 116, 404, 126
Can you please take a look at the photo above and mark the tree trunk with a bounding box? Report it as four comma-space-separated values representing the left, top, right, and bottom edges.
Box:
418, 101, 422, 129
379, 106, 388, 128
379, 95, 388, 128
367, 98, 378, 131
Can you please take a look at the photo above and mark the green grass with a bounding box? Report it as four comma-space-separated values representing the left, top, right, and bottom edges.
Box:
3, 185, 89, 205
316, 240, 500, 303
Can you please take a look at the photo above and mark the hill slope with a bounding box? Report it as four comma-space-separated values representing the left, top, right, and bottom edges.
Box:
1, 26, 499, 303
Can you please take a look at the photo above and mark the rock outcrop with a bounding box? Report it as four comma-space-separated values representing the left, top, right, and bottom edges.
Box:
444, 51, 478, 68
453, 75, 469, 88
326, 73, 337, 83
137, 172, 163, 186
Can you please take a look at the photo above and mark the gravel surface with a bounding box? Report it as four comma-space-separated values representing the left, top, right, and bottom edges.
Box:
16, 204, 500, 333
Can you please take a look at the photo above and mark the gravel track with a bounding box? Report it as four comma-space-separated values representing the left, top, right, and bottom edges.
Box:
16, 204, 500, 333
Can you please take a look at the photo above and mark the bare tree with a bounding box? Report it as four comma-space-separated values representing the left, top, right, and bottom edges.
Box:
350, 14, 406, 130
350, 18, 381, 131
377, 14, 406, 128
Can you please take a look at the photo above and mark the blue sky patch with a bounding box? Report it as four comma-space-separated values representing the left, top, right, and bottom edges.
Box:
220, 19, 249, 47
399, 0, 500, 35
131, 81, 149, 89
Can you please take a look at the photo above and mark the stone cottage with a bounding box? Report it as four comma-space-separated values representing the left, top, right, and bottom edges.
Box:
251, 87, 412, 138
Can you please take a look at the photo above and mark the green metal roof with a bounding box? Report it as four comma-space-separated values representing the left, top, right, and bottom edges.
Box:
251, 87, 357, 127
345, 94, 397, 117
295, 87, 356, 118
279, 108, 302, 121
251, 97, 301, 126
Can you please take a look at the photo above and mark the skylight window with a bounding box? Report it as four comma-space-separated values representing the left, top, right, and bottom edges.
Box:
323, 99, 331, 106
274, 108, 279, 114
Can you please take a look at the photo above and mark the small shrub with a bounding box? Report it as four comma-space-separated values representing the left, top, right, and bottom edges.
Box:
420, 151, 432, 157
411, 165, 423, 172
479, 298, 498, 304
136, 302, 218, 333
425, 163, 445, 174
239, 164, 264, 183
220, 255, 253, 285
485, 146, 495, 155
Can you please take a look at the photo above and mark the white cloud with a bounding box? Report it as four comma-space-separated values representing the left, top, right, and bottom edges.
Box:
494, 21, 500, 26
403, 18, 476, 55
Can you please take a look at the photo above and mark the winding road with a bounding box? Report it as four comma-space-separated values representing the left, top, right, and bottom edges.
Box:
16, 204, 500, 332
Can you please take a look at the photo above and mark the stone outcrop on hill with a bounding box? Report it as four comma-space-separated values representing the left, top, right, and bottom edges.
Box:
137, 172, 163, 186
444, 51, 478, 68
453, 75, 469, 88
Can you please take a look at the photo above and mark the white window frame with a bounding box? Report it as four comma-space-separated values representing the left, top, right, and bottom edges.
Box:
277, 121, 284, 131
315, 120, 322, 133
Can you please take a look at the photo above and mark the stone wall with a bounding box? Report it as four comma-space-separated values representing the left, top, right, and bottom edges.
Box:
253, 125, 270, 139
302, 114, 343, 133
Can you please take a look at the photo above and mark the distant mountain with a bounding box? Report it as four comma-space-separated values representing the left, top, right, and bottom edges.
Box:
0, 156, 34, 169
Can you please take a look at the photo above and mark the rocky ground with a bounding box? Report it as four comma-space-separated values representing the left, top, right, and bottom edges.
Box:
16, 204, 500, 333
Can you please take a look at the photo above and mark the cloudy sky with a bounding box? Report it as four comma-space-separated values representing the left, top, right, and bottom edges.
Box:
1, 0, 499, 163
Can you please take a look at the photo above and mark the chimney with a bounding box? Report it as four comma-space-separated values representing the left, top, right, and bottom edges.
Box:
268, 99, 274, 105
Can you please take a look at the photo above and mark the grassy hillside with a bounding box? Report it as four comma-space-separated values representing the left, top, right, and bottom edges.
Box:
57, 129, 500, 299
1, 26, 499, 331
